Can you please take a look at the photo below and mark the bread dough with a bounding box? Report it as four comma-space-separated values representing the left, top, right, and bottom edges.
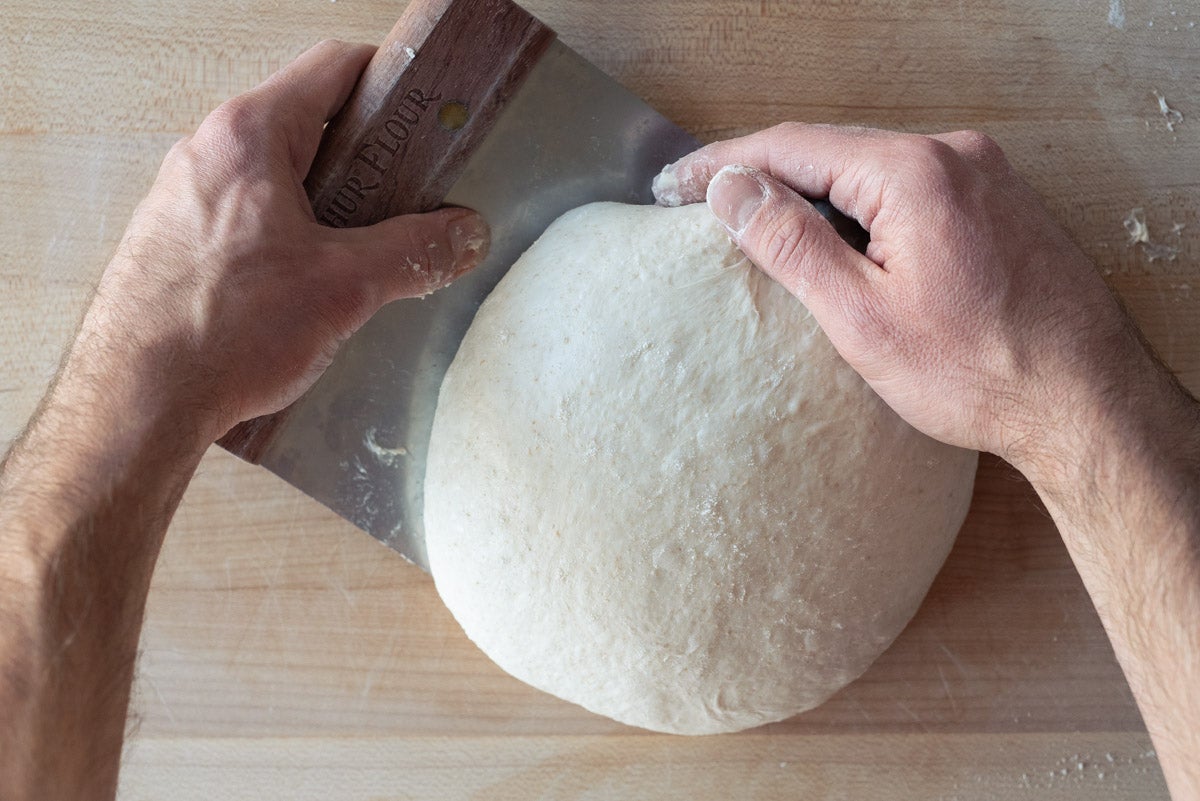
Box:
424, 202, 977, 734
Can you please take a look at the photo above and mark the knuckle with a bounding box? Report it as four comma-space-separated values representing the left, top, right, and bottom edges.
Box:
901, 135, 955, 169
334, 281, 373, 320
954, 129, 1003, 160
167, 134, 192, 156
196, 96, 265, 163
759, 207, 817, 283
841, 285, 886, 337
769, 121, 806, 139
898, 136, 960, 192
396, 229, 456, 291
398, 250, 438, 283
938, 129, 1009, 175
313, 239, 348, 271
314, 273, 374, 330
822, 282, 887, 360
404, 257, 453, 296
161, 135, 195, 170
296, 295, 348, 348
315, 242, 387, 312
313, 38, 350, 55
206, 96, 259, 137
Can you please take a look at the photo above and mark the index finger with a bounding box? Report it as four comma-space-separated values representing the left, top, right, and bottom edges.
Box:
248, 39, 376, 174
653, 123, 908, 230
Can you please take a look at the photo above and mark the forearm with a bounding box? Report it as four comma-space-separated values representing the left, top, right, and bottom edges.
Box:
0, 39, 486, 801
0, 333, 211, 801
1019, 367, 1200, 798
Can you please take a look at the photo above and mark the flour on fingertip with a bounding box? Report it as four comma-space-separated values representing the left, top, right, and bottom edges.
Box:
652, 167, 683, 207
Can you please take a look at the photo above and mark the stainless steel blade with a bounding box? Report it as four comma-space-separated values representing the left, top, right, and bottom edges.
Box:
257, 41, 699, 570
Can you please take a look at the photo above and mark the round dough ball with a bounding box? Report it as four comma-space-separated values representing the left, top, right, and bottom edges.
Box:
424, 202, 977, 735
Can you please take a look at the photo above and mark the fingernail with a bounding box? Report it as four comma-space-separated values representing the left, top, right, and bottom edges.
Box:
706, 165, 767, 240
447, 211, 490, 273
652, 163, 683, 207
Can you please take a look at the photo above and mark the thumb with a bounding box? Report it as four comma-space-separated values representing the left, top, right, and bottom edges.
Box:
705, 165, 875, 309
329, 207, 491, 301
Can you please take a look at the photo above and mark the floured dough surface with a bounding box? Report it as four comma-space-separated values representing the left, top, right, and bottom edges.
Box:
424, 202, 977, 734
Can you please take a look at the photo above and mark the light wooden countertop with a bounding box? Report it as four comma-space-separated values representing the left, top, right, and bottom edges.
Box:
2, 1, 1196, 798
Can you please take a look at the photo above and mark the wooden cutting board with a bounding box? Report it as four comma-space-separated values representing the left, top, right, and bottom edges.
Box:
1, 0, 1196, 798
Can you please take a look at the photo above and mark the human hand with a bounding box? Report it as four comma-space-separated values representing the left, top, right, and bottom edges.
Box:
654, 124, 1200, 801
653, 123, 1161, 471
77, 40, 489, 445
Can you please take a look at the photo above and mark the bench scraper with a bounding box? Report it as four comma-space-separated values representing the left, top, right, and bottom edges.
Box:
217, 0, 699, 570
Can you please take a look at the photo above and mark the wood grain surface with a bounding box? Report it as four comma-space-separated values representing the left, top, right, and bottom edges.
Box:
2, 1, 1197, 799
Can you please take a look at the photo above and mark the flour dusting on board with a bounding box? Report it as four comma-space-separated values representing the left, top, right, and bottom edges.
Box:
1123, 208, 1182, 262
364, 427, 408, 465
1153, 90, 1184, 131
942, 745, 1163, 797
1108, 0, 1126, 29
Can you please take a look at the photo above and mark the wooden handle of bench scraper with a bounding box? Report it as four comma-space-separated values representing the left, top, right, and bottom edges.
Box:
218, 0, 555, 462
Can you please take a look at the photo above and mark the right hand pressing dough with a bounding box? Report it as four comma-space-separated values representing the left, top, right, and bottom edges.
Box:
423, 202, 978, 734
